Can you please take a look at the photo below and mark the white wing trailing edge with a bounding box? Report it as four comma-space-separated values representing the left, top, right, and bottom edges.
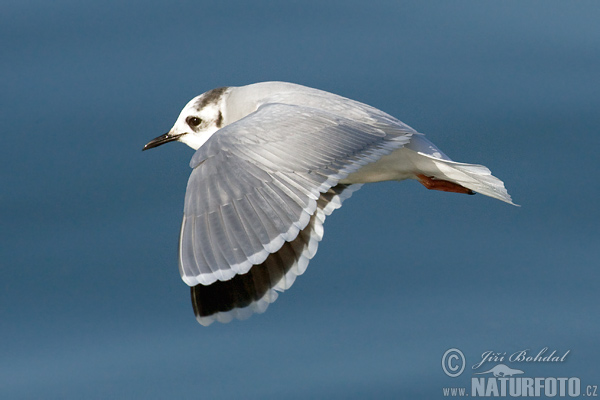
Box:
190, 185, 362, 326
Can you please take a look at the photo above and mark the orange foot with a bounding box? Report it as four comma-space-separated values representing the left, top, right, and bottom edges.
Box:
416, 174, 475, 195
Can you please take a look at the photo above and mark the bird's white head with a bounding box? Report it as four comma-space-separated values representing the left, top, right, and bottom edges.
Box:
143, 87, 230, 151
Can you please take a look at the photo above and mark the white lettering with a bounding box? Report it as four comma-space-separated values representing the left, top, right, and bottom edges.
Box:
522, 377, 534, 396
545, 378, 557, 397
472, 378, 485, 396
558, 377, 568, 396
510, 349, 528, 362
471, 376, 580, 397
498, 378, 508, 397
473, 351, 506, 370
509, 378, 521, 396
568, 378, 581, 396
534, 377, 544, 396
485, 377, 499, 397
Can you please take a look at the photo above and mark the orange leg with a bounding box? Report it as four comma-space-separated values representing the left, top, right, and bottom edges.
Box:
416, 174, 475, 195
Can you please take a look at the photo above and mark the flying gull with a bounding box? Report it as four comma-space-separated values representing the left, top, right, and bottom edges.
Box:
143, 81, 515, 325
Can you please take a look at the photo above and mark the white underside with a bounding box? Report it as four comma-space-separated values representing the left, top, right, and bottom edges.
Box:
341, 145, 515, 205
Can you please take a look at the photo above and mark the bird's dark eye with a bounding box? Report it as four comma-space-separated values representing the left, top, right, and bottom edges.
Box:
186, 116, 202, 127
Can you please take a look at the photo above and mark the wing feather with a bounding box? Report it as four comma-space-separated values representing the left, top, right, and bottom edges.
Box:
191, 184, 359, 325
236, 196, 280, 249
181, 103, 413, 286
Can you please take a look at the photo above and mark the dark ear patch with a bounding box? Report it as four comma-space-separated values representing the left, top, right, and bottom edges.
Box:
216, 111, 223, 128
194, 87, 229, 110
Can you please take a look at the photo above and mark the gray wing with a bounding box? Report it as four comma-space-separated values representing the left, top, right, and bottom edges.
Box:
191, 184, 361, 326
179, 103, 413, 288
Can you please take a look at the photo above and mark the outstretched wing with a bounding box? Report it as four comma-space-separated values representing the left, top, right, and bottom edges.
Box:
179, 104, 413, 286
179, 103, 413, 288
191, 184, 361, 326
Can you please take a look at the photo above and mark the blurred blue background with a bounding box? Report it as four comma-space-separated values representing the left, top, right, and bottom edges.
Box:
2, 1, 599, 398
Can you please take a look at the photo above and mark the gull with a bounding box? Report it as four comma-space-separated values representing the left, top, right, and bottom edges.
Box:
143, 81, 515, 326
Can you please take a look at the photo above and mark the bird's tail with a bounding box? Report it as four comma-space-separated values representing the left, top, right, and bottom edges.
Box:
414, 152, 517, 205
403, 134, 516, 205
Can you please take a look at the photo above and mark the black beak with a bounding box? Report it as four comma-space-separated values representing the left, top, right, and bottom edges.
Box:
142, 132, 182, 151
